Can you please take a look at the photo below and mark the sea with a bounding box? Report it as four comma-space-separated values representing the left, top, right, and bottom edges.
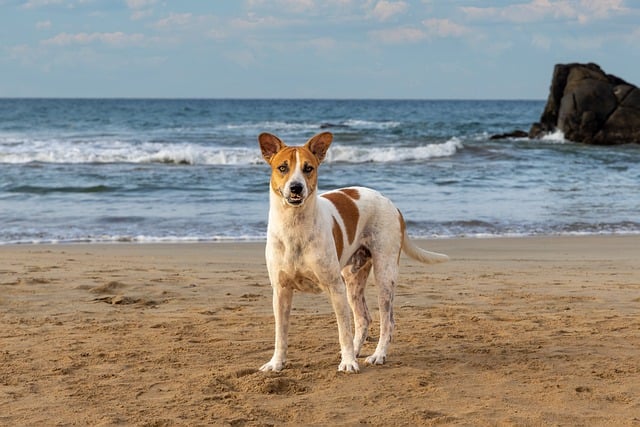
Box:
1, 98, 639, 245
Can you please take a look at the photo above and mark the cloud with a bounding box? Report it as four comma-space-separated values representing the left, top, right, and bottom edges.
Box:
279, 0, 315, 13
422, 18, 470, 38
36, 20, 52, 30
21, 0, 95, 9
153, 13, 193, 29
230, 14, 296, 31
371, 1, 408, 21
126, 0, 157, 20
125, 0, 156, 9
41, 32, 145, 47
22, 0, 63, 8
369, 27, 426, 44
152, 12, 224, 43
461, 0, 629, 24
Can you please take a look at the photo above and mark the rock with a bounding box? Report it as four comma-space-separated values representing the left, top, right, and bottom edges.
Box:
529, 63, 640, 144
489, 130, 528, 140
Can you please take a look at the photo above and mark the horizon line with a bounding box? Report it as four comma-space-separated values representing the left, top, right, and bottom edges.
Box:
0, 96, 546, 102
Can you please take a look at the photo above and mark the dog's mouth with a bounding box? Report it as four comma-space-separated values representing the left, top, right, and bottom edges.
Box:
286, 194, 305, 206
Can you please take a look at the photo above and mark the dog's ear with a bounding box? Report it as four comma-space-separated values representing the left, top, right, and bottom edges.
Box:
258, 133, 286, 164
304, 132, 333, 163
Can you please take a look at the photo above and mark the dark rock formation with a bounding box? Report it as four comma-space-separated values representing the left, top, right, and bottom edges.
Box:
490, 130, 528, 140
529, 63, 640, 144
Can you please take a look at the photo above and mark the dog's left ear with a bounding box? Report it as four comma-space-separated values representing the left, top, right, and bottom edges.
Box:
258, 133, 286, 164
304, 132, 333, 163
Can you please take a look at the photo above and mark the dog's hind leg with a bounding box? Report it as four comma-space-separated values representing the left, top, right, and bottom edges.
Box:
342, 246, 373, 357
366, 255, 399, 365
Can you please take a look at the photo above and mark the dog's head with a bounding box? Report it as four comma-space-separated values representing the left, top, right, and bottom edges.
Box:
258, 132, 332, 207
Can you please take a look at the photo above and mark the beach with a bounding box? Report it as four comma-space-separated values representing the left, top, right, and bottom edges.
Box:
1, 236, 639, 426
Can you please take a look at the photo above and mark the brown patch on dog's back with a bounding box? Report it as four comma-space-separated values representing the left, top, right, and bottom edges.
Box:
322, 192, 359, 244
340, 188, 361, 200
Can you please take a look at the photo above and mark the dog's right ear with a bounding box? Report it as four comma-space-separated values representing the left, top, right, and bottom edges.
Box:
258, 133, 286, 164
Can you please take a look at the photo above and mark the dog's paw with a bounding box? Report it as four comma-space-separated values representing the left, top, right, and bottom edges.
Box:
260, 359, 285, 372
338, 359, 360, 373
365, 352, 387, 365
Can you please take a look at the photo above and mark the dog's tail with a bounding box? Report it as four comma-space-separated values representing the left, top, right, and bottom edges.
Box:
402, 232, 449, 264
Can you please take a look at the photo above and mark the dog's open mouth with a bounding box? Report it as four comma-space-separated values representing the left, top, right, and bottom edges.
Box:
286, 194, 304, 206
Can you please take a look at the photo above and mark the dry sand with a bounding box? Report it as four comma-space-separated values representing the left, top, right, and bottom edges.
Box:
1, 236, 639, 426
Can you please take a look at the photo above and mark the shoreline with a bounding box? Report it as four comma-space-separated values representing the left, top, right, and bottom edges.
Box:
2, 231, 640, 246
1, 234, 639, 425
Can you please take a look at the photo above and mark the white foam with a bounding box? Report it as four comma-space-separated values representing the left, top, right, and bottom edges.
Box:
326, 138, 462, 163
0, 137, 462, 165
0, 138, 263, 165
541, 129, 567, 143
342, 119, 401, 129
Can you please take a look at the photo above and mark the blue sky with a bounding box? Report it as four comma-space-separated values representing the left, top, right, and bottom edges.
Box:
1, 0, 638, 99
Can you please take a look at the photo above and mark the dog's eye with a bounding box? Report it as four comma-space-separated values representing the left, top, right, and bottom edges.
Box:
302, 164, 314, 174
278, 164, 288, 173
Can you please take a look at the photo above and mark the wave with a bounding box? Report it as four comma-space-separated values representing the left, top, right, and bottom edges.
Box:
326, 137, 462, 163
0, 139, 264, 165
541, 129, 568, 143
218, 119, 401, 133
3, 224, 639, 245
0, 138, 462, 165
8, 184, 114, 194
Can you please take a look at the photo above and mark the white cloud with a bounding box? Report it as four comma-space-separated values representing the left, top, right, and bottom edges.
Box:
371, 1, 408, 21
126, 0, 157, 20
583, 0, 627, 18
369, 27, 426, 44
36, 20, 52, 30
41, 32, 145, 47
370, 18, 471, 45
422, 18, 470, 38
22, 0, 95, 9
279, 0, 315, 13
125, 0, 156, 9
130, 10, 152, 20
461, 0, 629, 24
230, 14, 296, 31
153, 13, 193, 29
22, 0, 63, 8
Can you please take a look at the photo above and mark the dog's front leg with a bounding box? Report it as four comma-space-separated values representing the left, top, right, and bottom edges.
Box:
260, 285, 293, 372
328, 284, 360, 373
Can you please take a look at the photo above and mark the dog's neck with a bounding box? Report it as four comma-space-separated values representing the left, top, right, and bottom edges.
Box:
268, 188, 319, 234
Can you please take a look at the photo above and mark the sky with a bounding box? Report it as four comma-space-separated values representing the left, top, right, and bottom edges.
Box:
1, 0, 639, 99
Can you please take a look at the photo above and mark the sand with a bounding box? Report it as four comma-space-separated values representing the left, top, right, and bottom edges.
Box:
1, 236, 639, 426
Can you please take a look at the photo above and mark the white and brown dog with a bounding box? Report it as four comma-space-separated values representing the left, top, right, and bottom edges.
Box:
258, 131, 448, 373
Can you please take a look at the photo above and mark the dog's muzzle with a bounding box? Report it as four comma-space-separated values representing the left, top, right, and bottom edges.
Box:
285, 181, 305, 206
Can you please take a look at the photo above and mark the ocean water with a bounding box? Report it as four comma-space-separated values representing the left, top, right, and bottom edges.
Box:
0, 98, 639, 244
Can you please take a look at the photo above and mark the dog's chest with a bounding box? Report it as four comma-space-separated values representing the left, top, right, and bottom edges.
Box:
267, 232, 327, 293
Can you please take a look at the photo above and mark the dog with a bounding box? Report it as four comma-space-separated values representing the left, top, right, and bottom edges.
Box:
258, 131, 449, 373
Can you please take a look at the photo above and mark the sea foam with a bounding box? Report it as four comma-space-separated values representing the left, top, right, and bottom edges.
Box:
0, 137, 461, 165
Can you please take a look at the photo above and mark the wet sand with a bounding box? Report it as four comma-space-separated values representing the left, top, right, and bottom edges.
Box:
1, 236, 639, 426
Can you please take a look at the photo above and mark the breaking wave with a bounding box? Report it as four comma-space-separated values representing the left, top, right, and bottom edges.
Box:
0, 137, 462, 165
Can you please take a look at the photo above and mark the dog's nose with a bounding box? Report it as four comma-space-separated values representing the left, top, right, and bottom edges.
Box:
290, 182, 304, 195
